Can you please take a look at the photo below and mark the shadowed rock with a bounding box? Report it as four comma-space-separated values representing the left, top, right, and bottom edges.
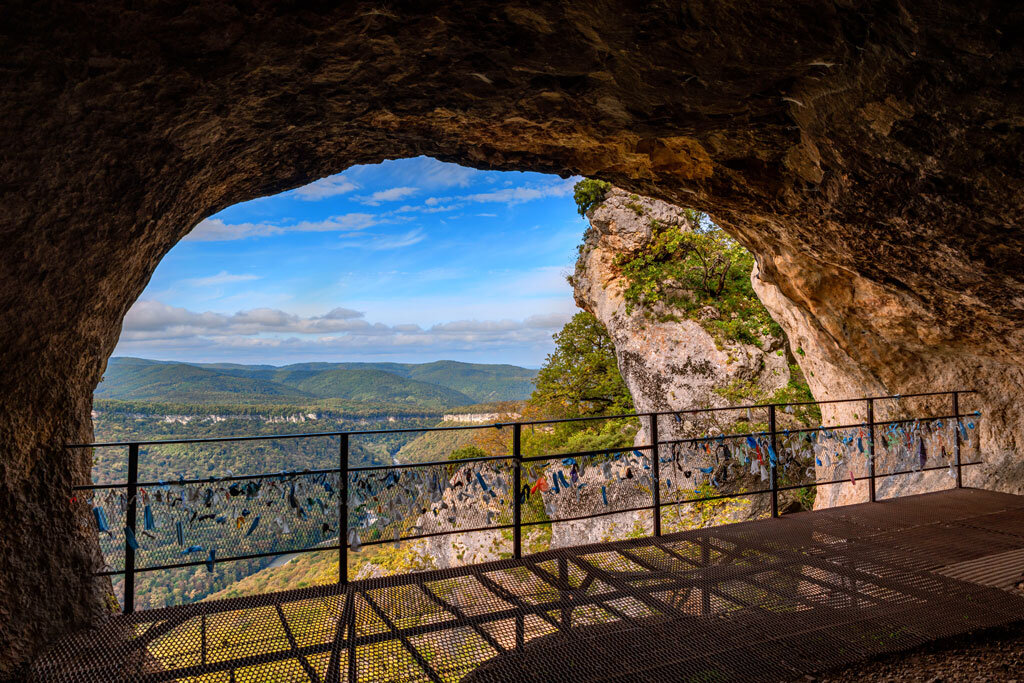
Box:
3, 1, 1024, 675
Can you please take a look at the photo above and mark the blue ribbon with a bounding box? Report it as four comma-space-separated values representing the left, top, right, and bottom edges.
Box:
93, 506, 109, 533
124, 526, 139, 550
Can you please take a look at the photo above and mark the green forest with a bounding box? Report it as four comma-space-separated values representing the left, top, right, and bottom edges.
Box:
98, 357, 537, 407
89, 358, 539, 609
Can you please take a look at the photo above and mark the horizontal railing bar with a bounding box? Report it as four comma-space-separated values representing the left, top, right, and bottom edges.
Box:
652, 414, 973, 450
65, 390, 976, 448
97, 542, 344, 576
75, 410, 980, 491
776, 460, 983, 492
520, 442, 651, 463
513, 390, 976, 427
76, 467, 345, 491
661, 487, 774, 506
782, 414, 969, 435
65, 422, 500, 449
350, 454, 511, 472
89, 460, 987, 578
519, 502, 657, 527
357, 522, 516, 548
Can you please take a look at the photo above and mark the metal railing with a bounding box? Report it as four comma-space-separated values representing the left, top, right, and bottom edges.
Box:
70, 390, 982, 614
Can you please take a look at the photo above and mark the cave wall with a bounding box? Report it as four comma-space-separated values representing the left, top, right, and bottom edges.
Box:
3, 0, 1024, 675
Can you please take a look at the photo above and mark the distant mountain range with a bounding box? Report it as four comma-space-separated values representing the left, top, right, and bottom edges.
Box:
96, 357, 538, 408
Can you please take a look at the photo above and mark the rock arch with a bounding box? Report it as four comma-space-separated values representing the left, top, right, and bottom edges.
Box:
2, 1, 1023, 674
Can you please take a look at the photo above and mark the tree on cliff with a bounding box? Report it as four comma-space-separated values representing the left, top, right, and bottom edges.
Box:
530, 312, 633, 416
573, 179, 612, 216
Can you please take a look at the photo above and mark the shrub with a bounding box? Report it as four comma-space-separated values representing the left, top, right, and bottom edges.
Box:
573, 179, 612, 216
614, 217, 782, 345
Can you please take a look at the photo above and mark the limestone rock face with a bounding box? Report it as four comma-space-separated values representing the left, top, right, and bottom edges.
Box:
566, 188, 793, 537
573, 189, 791, 430
752, 257, 1020, 508
3, 1, 1024, 674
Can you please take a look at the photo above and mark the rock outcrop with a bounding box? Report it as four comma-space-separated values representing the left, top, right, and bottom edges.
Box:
3, 1, 1024, 674
573, 188, 792, 425
564, 188, 803, 539
752, 259, 1011, 508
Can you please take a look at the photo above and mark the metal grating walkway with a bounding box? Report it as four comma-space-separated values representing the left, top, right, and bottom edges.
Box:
32, 488, 1024, 682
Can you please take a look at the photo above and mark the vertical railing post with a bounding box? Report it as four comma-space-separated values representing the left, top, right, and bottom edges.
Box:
769, 405, 779, 518
339, 433, 348, 585
512, 423, 522, 559
124, 442, 139, 614
650, 413, 661, 537
867, 398, 876, 502
953, 391, 963, 488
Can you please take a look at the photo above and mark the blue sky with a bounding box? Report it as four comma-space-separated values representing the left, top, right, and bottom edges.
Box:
115, 157, 586, 367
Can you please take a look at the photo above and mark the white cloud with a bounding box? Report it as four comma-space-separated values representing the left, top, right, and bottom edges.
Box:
292, 176, 358, 200
185, 213, 382, 241
121, 301, 370, 340
338, 228, 426, 250
357, 186, 418, 205
345, 157, 481, 190
118, 301, 570, 357
422, 178, 575, 208
182, 271, 261, 287
463, 181, 575, 205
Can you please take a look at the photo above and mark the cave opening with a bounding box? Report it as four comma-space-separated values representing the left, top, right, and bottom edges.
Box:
5, 2, 1024, 677
92, 156, 593, 610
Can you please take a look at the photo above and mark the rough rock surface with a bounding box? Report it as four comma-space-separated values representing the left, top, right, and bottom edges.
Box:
3, 1, 1024, 674
567, 188, 793, 532
572, 188, 791, 428
754, 261, 1011, 508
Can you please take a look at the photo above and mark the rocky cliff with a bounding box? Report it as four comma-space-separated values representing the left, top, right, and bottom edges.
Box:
574, 188, 995, 511
572, 188, 793, 425
560, 187, 812, 541
753, 261, 1000, 508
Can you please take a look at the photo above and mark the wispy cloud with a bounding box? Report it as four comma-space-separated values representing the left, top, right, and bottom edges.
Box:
358, 186, 419, 205
122, 301, 367, 340
182, 271, 261, 287
185, 213, 382, 241
345, 157, 481, 190
338, 228, 426, 250
292, 176, 358, 200
424, 179, 575, 208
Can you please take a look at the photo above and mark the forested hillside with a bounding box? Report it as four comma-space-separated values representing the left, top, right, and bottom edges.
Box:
189, 311, 640, 602
90, 357, 536, 609
97, 357, 536, 408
